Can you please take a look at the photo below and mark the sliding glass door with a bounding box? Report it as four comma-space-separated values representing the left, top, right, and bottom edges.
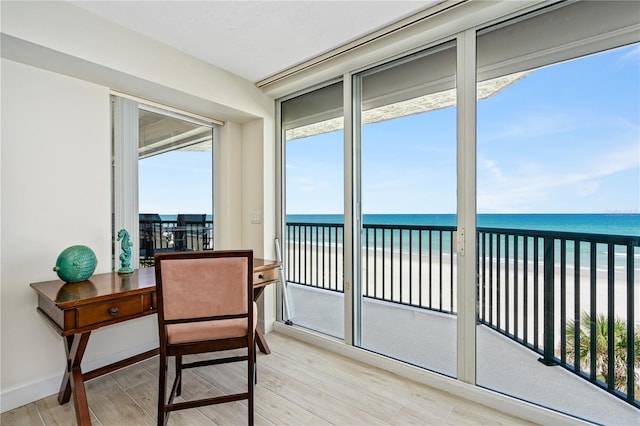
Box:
277, 2, 638, 422
355, 42, 458, 376
281, 82, 345, 338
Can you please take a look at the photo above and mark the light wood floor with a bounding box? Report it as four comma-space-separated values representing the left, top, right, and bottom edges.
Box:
2, 332, 535, 425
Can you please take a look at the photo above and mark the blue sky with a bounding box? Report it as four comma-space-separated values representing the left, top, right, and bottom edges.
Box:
139, 151, 212, 215
140, 43, 639, 216
286, 43, 640, 215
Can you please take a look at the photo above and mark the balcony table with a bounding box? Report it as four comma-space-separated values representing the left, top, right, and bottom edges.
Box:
30, 258, 280, 426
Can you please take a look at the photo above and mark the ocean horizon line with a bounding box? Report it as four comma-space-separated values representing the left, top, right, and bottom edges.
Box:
286, 213, 639, 237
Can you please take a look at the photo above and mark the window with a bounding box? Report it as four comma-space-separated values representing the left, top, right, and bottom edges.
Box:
355, 41, 458, 376
281, 81, 345, 338
475, 2, 640, 420
112, 97, 216, 269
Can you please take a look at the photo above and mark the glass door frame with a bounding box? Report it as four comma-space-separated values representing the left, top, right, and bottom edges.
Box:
276, 30, 480, 384
344, 72, 360, 346
275, 30, 481, 382
455, 29, 477, 384
347, 31, 478, 381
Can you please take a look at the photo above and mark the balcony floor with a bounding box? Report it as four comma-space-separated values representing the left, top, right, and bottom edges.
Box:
287, 282, 640, 425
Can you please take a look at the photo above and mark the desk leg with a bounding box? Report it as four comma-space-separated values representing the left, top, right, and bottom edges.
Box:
255, 326, 271, 355
253, 286, 272, 354
58, 332, 92, 426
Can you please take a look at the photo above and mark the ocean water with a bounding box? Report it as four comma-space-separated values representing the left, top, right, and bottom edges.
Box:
287, 213, 640, 236
159, 214, 213, 223
286, 213, 640, 272
155, 213, 639, 235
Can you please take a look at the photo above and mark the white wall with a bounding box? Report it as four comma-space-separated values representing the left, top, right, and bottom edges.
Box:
242, 119, 266, 256
214, 122, 244, 249
0, 58, 127, 409
241, 118, 278, 334
0, 1, 276, 412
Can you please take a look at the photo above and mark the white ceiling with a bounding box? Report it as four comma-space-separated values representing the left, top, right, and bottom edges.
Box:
69, 1, 439, 83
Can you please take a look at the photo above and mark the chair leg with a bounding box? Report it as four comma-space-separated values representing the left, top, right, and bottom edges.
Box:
158, 353, 167, 426
175, 355, 182, 397
248, 340, 255, 426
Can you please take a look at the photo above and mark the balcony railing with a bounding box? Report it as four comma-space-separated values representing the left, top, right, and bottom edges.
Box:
285, 221, 640, 407
362, 225, 456, 314
138, 216, 213, 267
286, 222, 344, 292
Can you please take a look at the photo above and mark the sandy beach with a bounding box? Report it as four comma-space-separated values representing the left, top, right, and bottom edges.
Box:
285, 243, 639, 346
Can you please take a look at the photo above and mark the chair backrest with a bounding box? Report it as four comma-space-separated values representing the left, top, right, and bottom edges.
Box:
175, 214, 208, 251
139, 214, 164, 265
139, 213, 162, 235
177, 214, 206, 226
140, 213, 162, 223
154, 250, 253, 323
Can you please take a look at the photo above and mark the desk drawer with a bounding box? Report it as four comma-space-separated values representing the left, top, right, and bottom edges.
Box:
76, 296, 144, 328
253, 268, 278, 286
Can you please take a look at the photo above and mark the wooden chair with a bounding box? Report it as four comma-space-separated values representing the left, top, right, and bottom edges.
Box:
154, 250, 255, 426
139, 213, 163, 266
175, 214, 207, 251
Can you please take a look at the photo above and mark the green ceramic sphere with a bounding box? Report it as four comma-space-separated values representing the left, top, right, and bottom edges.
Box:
54, 245, 98, 283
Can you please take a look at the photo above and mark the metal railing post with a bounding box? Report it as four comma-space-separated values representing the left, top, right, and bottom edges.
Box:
539, 237, 559, 366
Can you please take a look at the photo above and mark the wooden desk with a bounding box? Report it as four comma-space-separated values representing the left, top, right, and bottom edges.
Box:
30, 259, 280, 426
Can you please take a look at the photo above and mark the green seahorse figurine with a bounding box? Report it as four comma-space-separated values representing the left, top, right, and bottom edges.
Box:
117, 228, 134, 274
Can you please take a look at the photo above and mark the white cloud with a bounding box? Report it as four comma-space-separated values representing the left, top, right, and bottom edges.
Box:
620, 44, 640, 63
478, 142, 639, 212
482, 111, 576, 143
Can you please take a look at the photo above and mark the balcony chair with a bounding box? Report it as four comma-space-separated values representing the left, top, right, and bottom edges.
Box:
154, 250, 255, 426
174, 213, 207, 251
139, 213, 163, 266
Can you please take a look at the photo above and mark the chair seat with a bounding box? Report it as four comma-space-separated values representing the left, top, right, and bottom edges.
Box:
167, 302, 258, 345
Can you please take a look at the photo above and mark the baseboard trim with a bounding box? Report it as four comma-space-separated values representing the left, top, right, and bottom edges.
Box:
0, 341, 158, 413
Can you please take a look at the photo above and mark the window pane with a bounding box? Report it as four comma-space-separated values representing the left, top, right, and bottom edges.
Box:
476, 4, 640, 422
358, 42, 458, 377
283, 82, 345, 339
138, 109, 213, 266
